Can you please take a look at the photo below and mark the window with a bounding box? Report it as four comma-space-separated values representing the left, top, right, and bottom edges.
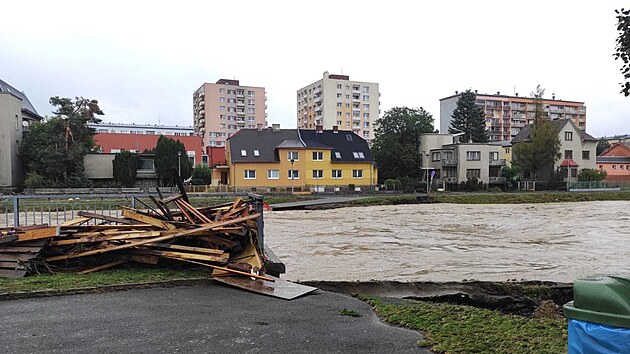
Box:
352, 152, 365, 159
431, 152, 441, 162
248, 116, 256, 122
219, 106, 226, 111
312, 151, 323, 160
244, 170, 256, 179
288, 151, 299, 161
489, 152, 499, 160
346, 94, 350, 99
220, 115, 226, 120
228, 98, 235, 103
288, 170, 299, 179
363, 104, 369, 110
220, 124, 226, 129
337, 93, 342, 98
248, 91, 255, 96
228, 107, 235, 112
346, 134, 353, 142
466, 151, 481, 161
466, 169, 481, 178
240, 150, 247, 157
332, 170, 342, 178
363, 122, 369, 128
599, 165, 603, 169
582, 151, 590, 160
363, 86, 369, 93
146, 130, 155, 135
352, 169, 363, 178
363, 131, 369, 138
362, 95, 369, 102
220, 97, 225, 102
613, 165, 617, 169
571, 169, 577, 177
565, 131, 573, 141
346, 103, 350, 108
565, 150, 573, 159
267, 169, 279, 179
248, 99, 255, 105
337, 102, 342, 107
337, 84, 342, 89
346, 112, 350, 118
219, 88, 225, 93
345, 122, 350, 127
312, 170, 323, 179
337, 111, 342, 117
335, 152, 342, 159
248, 108, 255, 113
505, 147, 511, 154
253, 149, 260, 157
336, 120, 342, 125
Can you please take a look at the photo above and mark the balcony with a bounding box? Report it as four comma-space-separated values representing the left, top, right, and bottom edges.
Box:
315, 106, 322, 112
314, 96, 322, 103
237, 111, 245, 116
489, 159, 506, 166
489, 176, 506, 183
442, 159, 458, 166
237, 101, 245, 106
236, 93, 244, 98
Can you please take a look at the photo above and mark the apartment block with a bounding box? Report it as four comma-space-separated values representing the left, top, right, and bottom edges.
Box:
193, 79, 267, 149
440, 91, 586, 142
297, 72, 379, 141
0, 78, 42, 190
88, 122, 194, 136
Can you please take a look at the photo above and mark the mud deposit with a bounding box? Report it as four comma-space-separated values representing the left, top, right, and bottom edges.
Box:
265, 201, 630, 282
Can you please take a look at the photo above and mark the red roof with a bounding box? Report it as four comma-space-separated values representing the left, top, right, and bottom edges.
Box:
94, 133, 204, 165
560, 159, 579, 167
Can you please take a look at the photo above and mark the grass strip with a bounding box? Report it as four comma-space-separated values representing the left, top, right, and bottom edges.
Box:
357, 295, 567, 354
432, 191, 630, 204
0, 268, 211, 294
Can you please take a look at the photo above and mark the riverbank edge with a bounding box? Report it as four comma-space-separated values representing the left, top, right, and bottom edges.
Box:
298, 191, 630, 210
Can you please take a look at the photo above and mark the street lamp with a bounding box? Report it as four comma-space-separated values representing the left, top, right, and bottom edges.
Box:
290, 158, 295, 195
177, 151, 182, 179
425, 153, 430, 194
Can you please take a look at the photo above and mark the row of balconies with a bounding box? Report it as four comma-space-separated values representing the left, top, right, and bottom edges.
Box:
440, 159, 506, 167
440, 176, 506, 183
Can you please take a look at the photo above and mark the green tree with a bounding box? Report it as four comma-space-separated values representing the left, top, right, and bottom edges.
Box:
596, 138, 611, 155
578, 168, 607, 181
500, 165, 521, 190
512, 85, 561, 180
112, 150, 139, 187
191, 165, 212, 185
21, 97, 103, 187
153, 135, 193, 186
614, 8, 630, 96
448, 90, 488, 142
371, 107, 437, 181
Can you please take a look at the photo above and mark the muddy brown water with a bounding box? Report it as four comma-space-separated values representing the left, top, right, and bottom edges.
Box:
265, 201, 630, 283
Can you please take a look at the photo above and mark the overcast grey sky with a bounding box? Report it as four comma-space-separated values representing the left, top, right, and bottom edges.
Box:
2, 1, 628, 137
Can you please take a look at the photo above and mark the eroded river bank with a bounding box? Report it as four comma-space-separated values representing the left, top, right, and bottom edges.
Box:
265, 201, 630, 283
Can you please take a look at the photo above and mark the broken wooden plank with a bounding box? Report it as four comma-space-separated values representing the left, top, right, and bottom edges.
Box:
14, 226, 59, 242
145, 243, 225, 256
214, 275, 317, 300
0, 268, 27, 278
46, 213, 260, 262
120, 254, 160, 265
162, 256, 274, 282
77, 211, 137, 225
174, 200, 196, 224
121, 209, 176, 230
78, 260, 126, 274
138, 249, 228, 263
0, 246, 46, 253
61, 217, 92, 226
49, 230, 169, 246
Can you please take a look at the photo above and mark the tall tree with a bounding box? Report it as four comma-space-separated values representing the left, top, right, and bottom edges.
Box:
21, 97, 104, 187
530, 85, 547, 123
371, 107, 436, 181
112, 150, 139, 187
596, 138, 611, 155
153, 135, 193, 186
448, 90, 488, 142
614, 8, 630, 96
512, 121, 561, 180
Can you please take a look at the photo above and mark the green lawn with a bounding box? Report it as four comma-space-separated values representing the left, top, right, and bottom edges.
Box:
432, 191, 630, 204
0, 268, 211, 294
358, 295, 567, 354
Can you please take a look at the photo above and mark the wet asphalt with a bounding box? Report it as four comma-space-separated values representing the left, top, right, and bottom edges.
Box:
1, 284, 431, 353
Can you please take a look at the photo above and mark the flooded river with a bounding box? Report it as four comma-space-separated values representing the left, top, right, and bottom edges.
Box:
265, 201, 630, 283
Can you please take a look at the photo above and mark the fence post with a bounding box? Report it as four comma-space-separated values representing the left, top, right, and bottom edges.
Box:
131, 197, 136, 208
12, 197, 19, 227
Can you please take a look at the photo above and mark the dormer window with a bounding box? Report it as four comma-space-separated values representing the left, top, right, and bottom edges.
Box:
253, 149, 260, 157
241, 150, 247, 156
346, 134, 353, 142
335, 152, 341, 159
353, 152, 365, 159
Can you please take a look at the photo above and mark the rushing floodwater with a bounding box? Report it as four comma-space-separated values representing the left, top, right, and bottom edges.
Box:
264, 201, 630, 282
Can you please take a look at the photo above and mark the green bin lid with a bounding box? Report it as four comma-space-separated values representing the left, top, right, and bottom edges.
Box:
563, 275, 630, 328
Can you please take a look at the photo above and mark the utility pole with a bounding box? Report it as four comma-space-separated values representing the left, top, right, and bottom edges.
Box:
290, 159, 295, 195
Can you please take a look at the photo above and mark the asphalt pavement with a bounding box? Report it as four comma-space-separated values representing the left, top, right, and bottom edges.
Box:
1, 284, 431, 353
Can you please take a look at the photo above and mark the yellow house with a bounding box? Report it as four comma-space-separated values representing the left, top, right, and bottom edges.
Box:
226, 127, 377, 192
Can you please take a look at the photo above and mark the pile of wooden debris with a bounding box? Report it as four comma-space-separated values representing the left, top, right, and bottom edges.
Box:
0, 193, 314, 299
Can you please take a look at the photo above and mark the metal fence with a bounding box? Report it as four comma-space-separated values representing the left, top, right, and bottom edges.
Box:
0, 193, 245, 228
569, 180, 630, 190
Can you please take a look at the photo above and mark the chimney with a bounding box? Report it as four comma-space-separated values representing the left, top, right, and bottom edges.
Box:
455, 90, 458, 95
552, 92, 556, 100
316, 125, 323, 133
474, 90, 478, 94
272, 123, 280, 131
515, 93, 519, 97
257, 123, 263, 131
497, 91, 500, 95
332, 125, 339, 133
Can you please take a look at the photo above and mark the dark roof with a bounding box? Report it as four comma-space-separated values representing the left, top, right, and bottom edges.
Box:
299, 130, 373, 162
511, 119, 597, 144
0, 78, 42, 119
228, 128, 373, 163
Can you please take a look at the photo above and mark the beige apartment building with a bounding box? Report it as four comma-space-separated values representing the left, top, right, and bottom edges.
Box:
193, 79, 267, 148
297, 72, 379, 141
440, 91, 586, 142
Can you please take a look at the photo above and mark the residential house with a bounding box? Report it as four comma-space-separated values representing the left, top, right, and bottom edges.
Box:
227, 126, 377, 192
94, 132, 204, 165
511, 119, 597, 180
597, 143, 630, 181
84, 153, 159, 188
0, 79, 43, 190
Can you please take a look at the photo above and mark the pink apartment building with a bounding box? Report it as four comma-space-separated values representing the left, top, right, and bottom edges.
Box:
193, 79, 267, 149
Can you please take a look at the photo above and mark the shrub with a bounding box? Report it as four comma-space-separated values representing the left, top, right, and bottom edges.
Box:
578, 168, 607, 181
460, 177, 483, 192
191, 165, 212, 185
383, 179, 402, 191
24, 173, 54, 189
112, 150, 139, 187
348, 183, 356, 192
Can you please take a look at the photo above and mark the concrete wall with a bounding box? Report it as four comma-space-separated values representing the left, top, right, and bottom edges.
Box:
0, 93, 25, 189
84, 153, 115, 179
453, 144, 502, 183
439, 96, 458, 134
555, 121, 597, 172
